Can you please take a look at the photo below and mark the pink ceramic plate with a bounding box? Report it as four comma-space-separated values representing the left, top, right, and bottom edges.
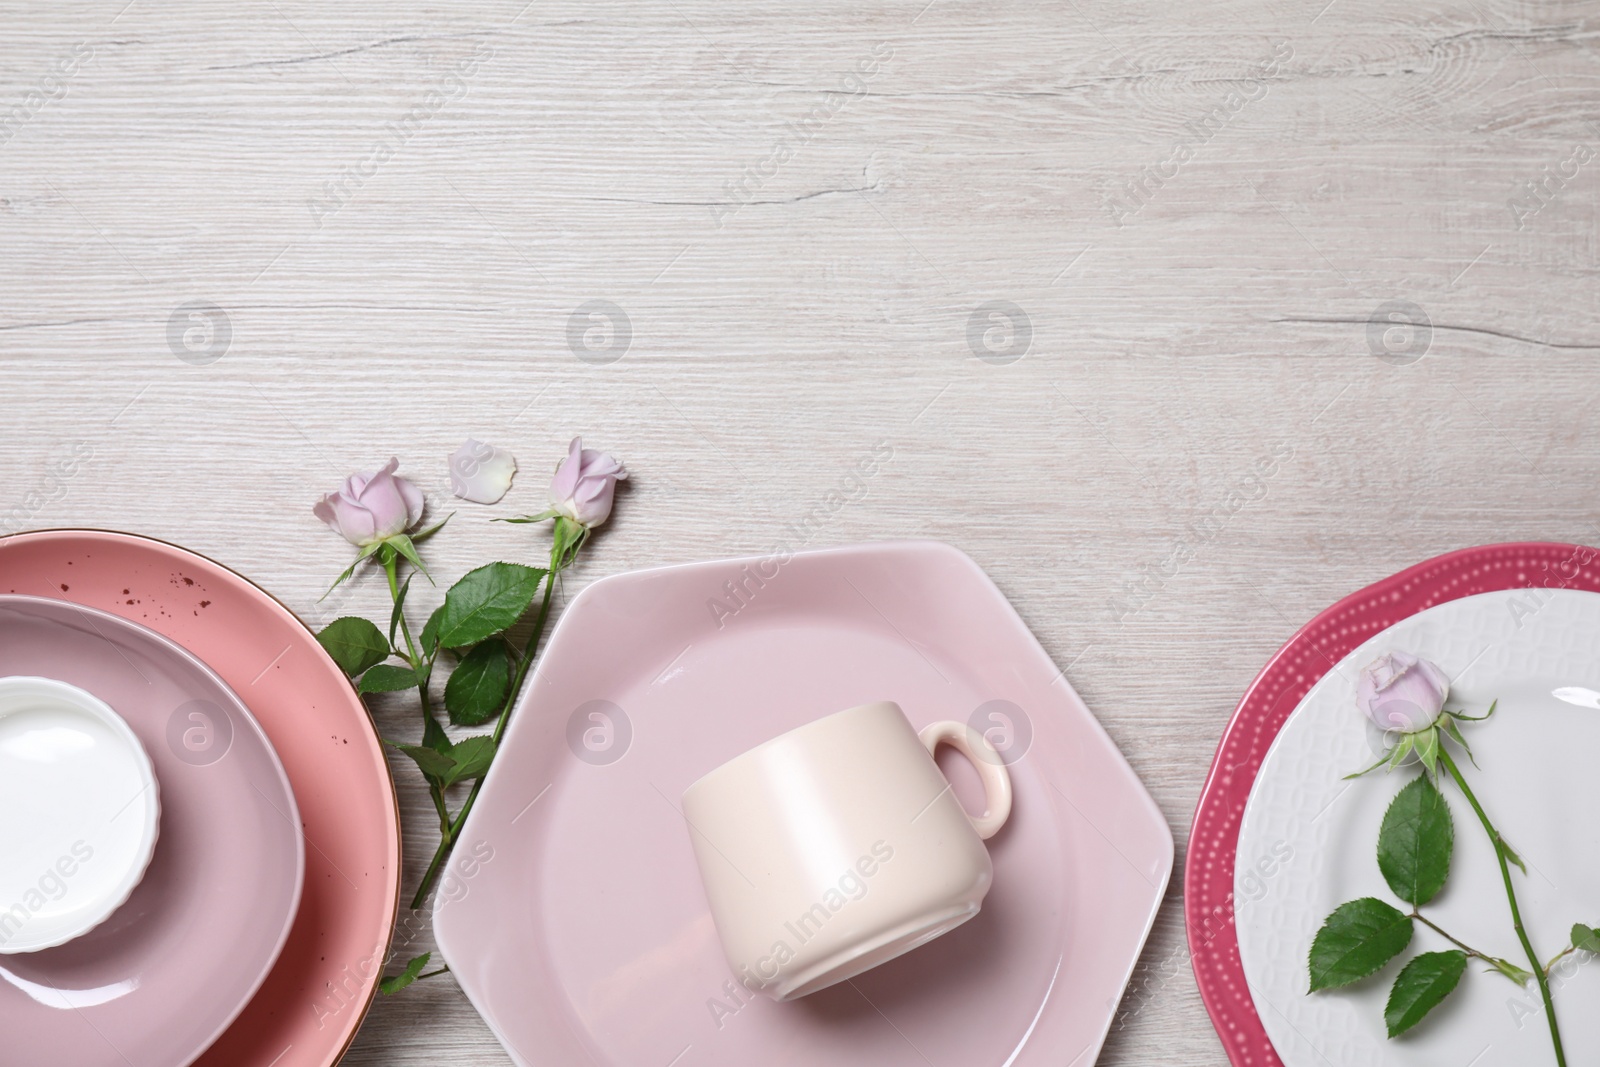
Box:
0, 530, 400, 1067
1186, 542, 1600, 1064
0, 595, 304, 1066
436, 540, 1174, 1067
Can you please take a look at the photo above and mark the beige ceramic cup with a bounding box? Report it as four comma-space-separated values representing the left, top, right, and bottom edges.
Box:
682, 701, 1012, 1001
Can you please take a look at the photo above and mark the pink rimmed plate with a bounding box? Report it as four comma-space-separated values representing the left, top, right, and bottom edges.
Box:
1187, 542, 1600, 1065
0, 529, 400, 1067
0, 594, 303, 1066
436, 540, 1174, 1067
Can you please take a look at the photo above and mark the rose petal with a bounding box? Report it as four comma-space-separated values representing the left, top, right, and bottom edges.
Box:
312, 496, 343, 536
357, 465, 413, 541
449, 439, 518, 505
329, 493, 379, 545
550, 437, 584, 502
397, 473, 426, 526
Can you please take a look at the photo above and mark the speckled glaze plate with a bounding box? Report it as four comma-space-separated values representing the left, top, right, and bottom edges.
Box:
1236, 588, 1600, 1065
0, 595, 303, 1067
1187, 542, 1600, 1065
0, 530, 400, 1067
436, 541, 1174, 1067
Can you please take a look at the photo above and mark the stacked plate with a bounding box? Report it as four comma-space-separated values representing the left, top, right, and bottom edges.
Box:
1190, 542, 1600, 1066
0, 530, 399, 1067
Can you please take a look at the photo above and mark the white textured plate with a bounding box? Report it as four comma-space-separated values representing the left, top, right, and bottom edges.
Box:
1236, 589, 1600, 1066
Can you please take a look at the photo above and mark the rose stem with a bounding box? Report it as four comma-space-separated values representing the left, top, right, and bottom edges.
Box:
385, 552, 451, 837
1408, 910, 1523, 978
1438, 747, 1566, 1067
410, 556, 562, 910
1543, 946, 1577, 976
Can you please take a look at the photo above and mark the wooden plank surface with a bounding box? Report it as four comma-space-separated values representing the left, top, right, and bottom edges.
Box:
3, 1, 1598, 1063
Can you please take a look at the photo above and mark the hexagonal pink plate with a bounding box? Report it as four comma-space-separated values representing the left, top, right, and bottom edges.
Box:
436, 540, 1172, 1066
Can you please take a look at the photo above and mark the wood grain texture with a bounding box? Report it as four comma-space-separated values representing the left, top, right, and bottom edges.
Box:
3, 0, 1599, 1063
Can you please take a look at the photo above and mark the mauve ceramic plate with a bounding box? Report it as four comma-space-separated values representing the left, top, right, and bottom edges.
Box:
1186, 542, 1600, 1065
0, 530, 400, 1067
436, 540, 1173, 1067
0, 594, 303, 1067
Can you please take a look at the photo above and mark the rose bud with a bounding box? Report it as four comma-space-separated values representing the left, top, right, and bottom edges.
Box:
313, 458, 425, 547
549, 437, 626, 528
1357, 651, 1450, 735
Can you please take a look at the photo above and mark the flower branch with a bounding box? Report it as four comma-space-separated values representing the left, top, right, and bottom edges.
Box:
310, 440, 626, 993
1310, 651, 1574, 1062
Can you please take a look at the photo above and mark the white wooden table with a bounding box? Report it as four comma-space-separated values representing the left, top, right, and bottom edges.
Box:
4, 1, 1598, 1062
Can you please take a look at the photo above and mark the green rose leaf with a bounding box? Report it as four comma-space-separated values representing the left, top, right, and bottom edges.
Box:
444, 639, 512, 727
1385, 950, 1468, 1037
379, 952, 432, 995
1378, 775, 1454, 907
316, 616, 390, 677
443, 734, 498, 787
358, 663, 420, 694
420, 710, 451, 757
388, 574, 412, 646
1309, 897, 1414, 991
1574, 924, 1600, 953
420, 605, 443, 656
436, 563, 546, 649
393, 735, 498, 789
394, 741, 455, 779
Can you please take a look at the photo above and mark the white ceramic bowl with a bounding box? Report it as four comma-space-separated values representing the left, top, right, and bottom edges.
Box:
0, 675, 162, 953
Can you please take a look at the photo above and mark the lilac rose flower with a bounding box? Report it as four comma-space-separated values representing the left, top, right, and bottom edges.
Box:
313, 458, 425, 547
550, 437, 626, 528
1357, 651, 1450, 735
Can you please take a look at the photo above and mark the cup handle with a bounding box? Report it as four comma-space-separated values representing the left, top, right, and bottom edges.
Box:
918, 721, 1013, 839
